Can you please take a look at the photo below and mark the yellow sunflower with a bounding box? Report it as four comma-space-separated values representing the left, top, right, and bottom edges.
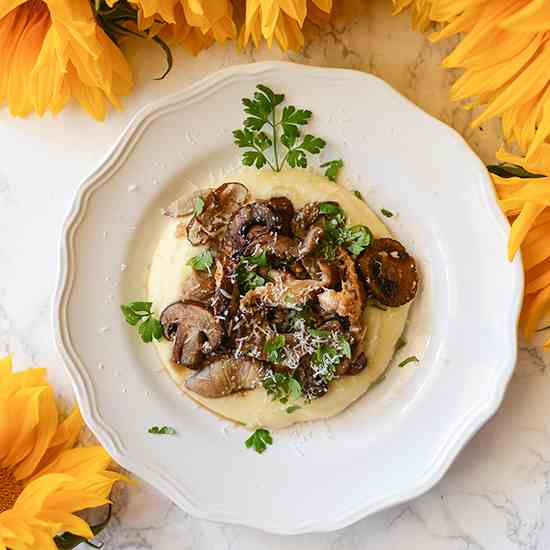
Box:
491, 147, 550, 349
107, 0, 236, 55
240, 0, 333, 52
0, 0, 133, 120
0, 355, 127, 550
406, 0, 550, 158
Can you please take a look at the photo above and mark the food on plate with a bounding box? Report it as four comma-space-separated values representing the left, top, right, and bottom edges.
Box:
146, 169, 418, 429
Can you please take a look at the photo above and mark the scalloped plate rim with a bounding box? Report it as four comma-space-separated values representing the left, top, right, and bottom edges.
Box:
52, 61, 523, 535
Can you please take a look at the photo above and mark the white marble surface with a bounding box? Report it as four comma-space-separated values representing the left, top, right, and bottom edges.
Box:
1, 0, 549, 548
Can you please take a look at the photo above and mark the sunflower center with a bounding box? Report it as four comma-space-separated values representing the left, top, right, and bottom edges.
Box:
0, 467, 24, 513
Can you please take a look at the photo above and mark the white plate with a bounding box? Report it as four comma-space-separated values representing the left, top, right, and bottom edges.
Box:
53, 62, 522, 534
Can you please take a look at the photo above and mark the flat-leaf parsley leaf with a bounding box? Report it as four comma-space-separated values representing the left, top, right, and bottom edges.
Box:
245, 428, 273, 454
121, 301, 163, 343
321, 159, 344, 182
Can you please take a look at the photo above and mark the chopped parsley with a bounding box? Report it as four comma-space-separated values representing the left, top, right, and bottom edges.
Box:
187, 249, 213, 272
286, 405, 301, 414
120, 301, 163, 343
193, 196, 205, 216
236, 251, 270, 294
398, 355, 419, 368
317, 203, 372, 259
353, 190, 364, 201
264, 335, 286, 363
242, 250, 269, 267
148, 425, 176, 435
321, 159, 344, 182
263, 372, 302, 404
310, 336, 352, 383
381, 208, 394, 218
245, 428, 273, 454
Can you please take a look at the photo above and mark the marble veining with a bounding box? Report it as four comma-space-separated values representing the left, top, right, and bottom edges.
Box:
0, 0, 549, 548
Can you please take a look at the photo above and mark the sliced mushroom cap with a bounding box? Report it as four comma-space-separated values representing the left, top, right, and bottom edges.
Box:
163, 188, 212, 218
185, 355, 264, 397
302, 257, 338, 287
356, 238, 418, 307
181, 268, 215, 303
266, 196, 294, 235
318, 248, 365, 334
186, 182, 249, 246
160, 302, 222, 368
223, 201, 282, 254
211, 257, 239, 325
292, 202, 321, 237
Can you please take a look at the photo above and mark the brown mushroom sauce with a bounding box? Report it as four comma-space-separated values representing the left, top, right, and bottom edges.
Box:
160, 183, 418, 400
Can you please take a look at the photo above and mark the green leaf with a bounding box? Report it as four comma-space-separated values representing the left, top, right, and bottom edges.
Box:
282, 105, 312, 126
128, 301, 152, 314
308, 327, 330, 339
236, 263, 267, 293
398, 355, 419, 368
299, 134, 326, 154
245, 428, 273, 454
242, 150, 267, 169
286, 405, 301, 414
395, 335, 407, 351
339, 337, 352, 359
487, 163, 544, 179
54, 504, 112, 549
263, 372, 302, 404
319, 202, 342, 216
187, 249, 214, 272
340, 225, 373, 256
193, 196, 205, 216
233, 128, 255, 148
242, 250, 269, 267
281, 125, 299, 149
254, 131, 272, 151
138, 317, 154, 343
257, 84, 284, 106
151, 318, 164, 341
353, 190, 364, 201
264, 335, 286, 363
120, 304, 141, 326
381, 208, 394, 218
287, 148, 307, 168
321, 159, 344, 182
148, 425, 176, 435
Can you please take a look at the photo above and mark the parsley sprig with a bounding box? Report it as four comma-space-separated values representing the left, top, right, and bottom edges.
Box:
245, 428, 273, 454
233, 84, 342, 174
310, 336, 352, 383
120, 301, 163, 343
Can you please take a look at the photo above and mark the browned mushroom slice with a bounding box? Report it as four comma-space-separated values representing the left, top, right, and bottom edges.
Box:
241, 270, 324, 310
186, 182, 249, 245
163, 188, 212, 218
181, 268, 215, 303
337, 353, 368, 376
211, 257, 239, 325
185, 355, 264, 397
302, 257, 338, 287
266, 196, 294, 235
292, 202, 321, 237
222, 201, 282, 254
160, 302, 222, 368
318, 248, 365, 334
356, 238, 418, 307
